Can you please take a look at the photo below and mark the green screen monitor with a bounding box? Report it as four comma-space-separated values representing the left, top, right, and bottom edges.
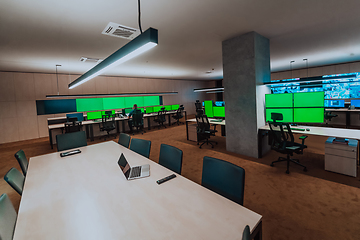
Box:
87, 111, 102, 120
76, 98, 104, 112
138, 107, 145, 113
293, 92, 324, 107
265, 93, 293, 108
204, 100, 214, 117
213, 106, 225, 117
103, 97, 125, 110
163, 105, 172, 111
144, 96, 160, 107
153, 106, 163, 112
171, 104, 180, 110
265, 108, 294, 123
294, 108, 324, 123
146, 106, 154, 113
124, 108, 133, 114
101, 110, 115, 116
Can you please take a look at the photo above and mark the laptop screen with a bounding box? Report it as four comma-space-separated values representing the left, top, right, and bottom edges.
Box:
118, 154, 131, 179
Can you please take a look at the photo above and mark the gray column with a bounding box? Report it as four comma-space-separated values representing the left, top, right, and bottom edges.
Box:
222, 31, 271, 158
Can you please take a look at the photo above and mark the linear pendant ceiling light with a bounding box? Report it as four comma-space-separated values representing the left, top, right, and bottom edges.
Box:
68, 0, 157, 89
68, 28, 158, 89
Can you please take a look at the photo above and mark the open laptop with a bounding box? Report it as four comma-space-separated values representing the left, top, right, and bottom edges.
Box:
118, 153, 150, 180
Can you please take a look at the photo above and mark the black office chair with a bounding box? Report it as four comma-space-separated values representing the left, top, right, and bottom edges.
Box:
202, 156, 245, 206
268, 113, 308, 174
56, 131, 87, 152
196, 114, 217, 148
158, 144, 183, 174
65, 119, 82, 133
153, 108, 167, 129
171, 105, 185, 125
99, 114, 116, 140
195, 100, 204, 117
14, 149, 29, 176
131, 109, 145, 135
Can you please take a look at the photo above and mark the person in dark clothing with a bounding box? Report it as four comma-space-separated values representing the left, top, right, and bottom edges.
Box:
127, 104, 138, 133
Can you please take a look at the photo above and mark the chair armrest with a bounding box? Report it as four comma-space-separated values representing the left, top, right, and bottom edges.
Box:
299, 135, 308, 146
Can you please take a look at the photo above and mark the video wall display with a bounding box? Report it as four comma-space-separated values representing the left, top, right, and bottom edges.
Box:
265, 92, 324, 123
270, 72, 360, 99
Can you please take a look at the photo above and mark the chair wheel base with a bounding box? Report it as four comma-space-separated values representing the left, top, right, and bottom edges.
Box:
286, 170, 289, 174
303, 168, 307, 172
270, 163, 274, 167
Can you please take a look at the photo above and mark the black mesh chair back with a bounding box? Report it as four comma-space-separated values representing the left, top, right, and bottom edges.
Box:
132, 110, 145, 134
201, 156, 245, 205
14, 149, 28, 176
172, 105, 184, 125
159, 144, 183, 174
154, 108, 167, 129
56, 131, 87, 152
100, 114, 116, 139
65, 121, 82, 133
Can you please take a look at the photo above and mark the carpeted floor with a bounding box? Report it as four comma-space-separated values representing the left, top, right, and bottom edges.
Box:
1, 123, 360, 240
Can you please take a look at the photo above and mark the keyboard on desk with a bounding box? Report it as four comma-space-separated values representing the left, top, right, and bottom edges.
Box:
130, 166, 142, 178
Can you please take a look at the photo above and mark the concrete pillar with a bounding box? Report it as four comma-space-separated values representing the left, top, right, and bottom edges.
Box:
222, 31, 271, 158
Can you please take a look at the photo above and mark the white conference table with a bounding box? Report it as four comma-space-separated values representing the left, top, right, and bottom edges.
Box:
14, 141, 262, 240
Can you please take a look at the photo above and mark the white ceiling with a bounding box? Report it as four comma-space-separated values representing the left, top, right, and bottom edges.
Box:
1, 0, 360, 81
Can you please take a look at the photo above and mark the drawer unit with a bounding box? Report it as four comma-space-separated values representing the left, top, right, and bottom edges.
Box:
188, 124, 198, 142
325, 137, 358, 177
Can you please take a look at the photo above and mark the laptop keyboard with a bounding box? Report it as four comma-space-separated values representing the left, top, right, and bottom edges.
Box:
130, 166, 142, 178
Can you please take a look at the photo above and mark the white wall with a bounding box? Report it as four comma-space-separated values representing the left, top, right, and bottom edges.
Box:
0, 71, 216, 144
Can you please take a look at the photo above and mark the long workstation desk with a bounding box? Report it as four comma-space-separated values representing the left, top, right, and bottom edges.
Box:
258, 124, 360, 158
325, 108, 360, 128
48, 110, 187, 148
14, 141, 262, 240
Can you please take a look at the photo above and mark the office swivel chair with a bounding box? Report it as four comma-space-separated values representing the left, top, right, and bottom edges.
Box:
130, 138, 151, 158
195, 100, 203, 117
118, 133, 131, 148
131, 109, 145, 134
242, 225, 251, 240
172, 105, 184, 125
153, 107, 167, 129
196, 114, 217, 148
14, 149, 29, 176
4, 168, 25, 195
268, 113, 308, 174
99, 113, 116, 140
0, 193, 17, 240
65, 117, 82, 133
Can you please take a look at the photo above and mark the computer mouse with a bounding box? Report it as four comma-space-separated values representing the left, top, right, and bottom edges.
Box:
306, 128, 310, 131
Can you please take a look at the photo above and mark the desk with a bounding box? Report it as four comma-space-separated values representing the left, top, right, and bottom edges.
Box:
258, 124, 360, 158
186, 118, 226, 140
14, 141, 262, 240
325, 108, 360, 128
48, 111, 187, 148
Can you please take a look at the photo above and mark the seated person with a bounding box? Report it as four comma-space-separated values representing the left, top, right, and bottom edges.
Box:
127, 104, 138, 133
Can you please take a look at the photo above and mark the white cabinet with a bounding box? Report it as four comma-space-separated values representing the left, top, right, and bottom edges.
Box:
325, 137, 358, 177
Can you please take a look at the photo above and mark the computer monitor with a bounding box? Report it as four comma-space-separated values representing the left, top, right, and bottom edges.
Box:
146, 106, 154, 113
265, 93, 293, 108
171, 104, 180, 110
66, 113, 84, 121
350, 99, 360, 108
153, 106, 163, 112
266, 108, 293, 123
213, 106, 225, 117
163, 105, 172, 111
293, 92, 324, 108
87, 111, 102, 120
324, 99, 345, 108
215, 101, 225, 107
293, 108, 324, 123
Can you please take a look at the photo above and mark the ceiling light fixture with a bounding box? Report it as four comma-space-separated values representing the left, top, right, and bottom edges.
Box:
194, 87, 224, 92
68, 0, 157, 89
46, 92, 177, 98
